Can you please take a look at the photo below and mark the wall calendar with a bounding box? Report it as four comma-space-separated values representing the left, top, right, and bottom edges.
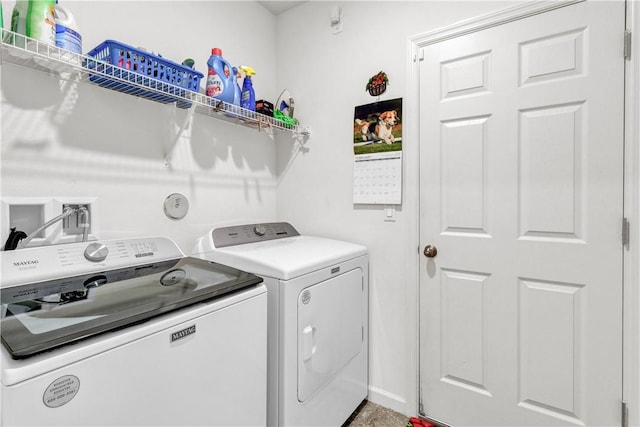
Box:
352, 98, 403, 204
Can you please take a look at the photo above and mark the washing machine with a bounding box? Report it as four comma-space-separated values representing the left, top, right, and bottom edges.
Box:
1, 236, 268, 426
192, 222, 369, 427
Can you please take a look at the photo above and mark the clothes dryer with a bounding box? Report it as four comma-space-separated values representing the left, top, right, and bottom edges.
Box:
193, 222, 369, 427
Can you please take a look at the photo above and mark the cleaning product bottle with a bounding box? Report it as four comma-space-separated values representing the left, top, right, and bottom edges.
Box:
232, 66, 242, 107
26, 0, 55, 44
205, 48, 234, 104
239, 65, 256, 111
10, 1, 55, 48
53, 0, 81, 54
9, 0, 28, 46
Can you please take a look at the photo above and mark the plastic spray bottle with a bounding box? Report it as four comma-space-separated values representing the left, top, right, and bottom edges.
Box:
205, 48, 235, 104
239, 66, 256, 111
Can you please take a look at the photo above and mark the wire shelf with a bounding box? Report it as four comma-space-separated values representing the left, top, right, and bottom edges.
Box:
0, 29, 309, 136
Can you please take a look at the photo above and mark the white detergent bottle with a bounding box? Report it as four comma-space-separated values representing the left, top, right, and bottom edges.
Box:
53, 0, 81, 53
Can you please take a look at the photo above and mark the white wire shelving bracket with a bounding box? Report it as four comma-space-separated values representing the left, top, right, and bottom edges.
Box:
0, 29, 310, 137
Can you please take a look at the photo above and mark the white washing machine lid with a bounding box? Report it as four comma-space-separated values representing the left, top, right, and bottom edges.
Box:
1, 237, 263, 359
194, 226, 367, 280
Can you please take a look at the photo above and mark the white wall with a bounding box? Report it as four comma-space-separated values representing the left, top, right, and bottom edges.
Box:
1, 1, 280, 251
273, 0, 522, 416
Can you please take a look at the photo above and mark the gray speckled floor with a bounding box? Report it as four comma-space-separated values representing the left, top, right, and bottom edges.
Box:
344, 400, 409, 427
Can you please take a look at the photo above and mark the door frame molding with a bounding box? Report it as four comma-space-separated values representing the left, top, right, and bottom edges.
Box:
408, 0, 639, 423
411, 0, 582, 48
624, 1, 639, 425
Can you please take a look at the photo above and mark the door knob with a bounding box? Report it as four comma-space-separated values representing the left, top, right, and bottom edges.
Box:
423, 245, 438, 258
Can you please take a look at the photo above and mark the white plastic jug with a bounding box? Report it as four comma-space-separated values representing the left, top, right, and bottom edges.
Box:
54, 2, 81, 53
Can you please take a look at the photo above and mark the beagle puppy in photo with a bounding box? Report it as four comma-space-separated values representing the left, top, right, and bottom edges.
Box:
355, 110, 399, 144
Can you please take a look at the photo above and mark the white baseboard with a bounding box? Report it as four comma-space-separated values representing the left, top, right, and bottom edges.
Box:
367, 385, 409, 416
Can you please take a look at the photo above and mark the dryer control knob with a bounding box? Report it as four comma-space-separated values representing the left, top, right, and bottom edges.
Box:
253, 225, 266, 236
84, 242, 109, 262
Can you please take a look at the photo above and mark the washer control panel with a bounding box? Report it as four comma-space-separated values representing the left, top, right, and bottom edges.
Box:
212, 222, 300, 248
1, 237, 183, 288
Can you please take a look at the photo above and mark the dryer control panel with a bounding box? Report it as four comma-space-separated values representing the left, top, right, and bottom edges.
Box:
212, 222, 300, 248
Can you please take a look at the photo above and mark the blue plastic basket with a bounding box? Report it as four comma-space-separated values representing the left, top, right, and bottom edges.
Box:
86, 40, 203, 108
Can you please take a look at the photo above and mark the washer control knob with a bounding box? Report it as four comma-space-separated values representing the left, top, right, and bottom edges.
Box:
253, 225, 266, 236
84, 243, 109, 262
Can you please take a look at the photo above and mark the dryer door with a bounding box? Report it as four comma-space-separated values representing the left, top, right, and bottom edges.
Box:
297, 268, 364, 402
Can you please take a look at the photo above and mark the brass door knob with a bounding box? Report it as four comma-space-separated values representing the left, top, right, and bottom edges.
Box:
423, 245, 438, 258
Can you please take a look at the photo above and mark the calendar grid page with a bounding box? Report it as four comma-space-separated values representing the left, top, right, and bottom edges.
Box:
353, 151, 402, 204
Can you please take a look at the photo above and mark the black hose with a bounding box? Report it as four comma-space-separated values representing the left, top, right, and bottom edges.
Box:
3, 227, 27, 251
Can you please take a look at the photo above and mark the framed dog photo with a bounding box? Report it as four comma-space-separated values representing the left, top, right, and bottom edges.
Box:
353, 98, 402, 154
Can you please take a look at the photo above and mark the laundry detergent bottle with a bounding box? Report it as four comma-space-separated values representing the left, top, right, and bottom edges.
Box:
10, 0, 55, 45
54, 0, 81, 54
205, 48, 234, 104
26, 0, 55, 44
232, 66, 242, 106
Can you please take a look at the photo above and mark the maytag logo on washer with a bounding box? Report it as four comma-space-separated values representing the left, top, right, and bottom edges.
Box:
13, 260, 39, 267
301, 290, 311, 304
171, 325, 196, 343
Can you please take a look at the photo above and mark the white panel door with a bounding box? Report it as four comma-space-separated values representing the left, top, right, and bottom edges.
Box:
418, 2, 625, 426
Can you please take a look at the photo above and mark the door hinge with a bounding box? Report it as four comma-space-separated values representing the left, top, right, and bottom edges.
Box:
622, 400, 629, 427
623, 217, 630, 248
624, 30, 632, 60
414, 48, 425, 62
